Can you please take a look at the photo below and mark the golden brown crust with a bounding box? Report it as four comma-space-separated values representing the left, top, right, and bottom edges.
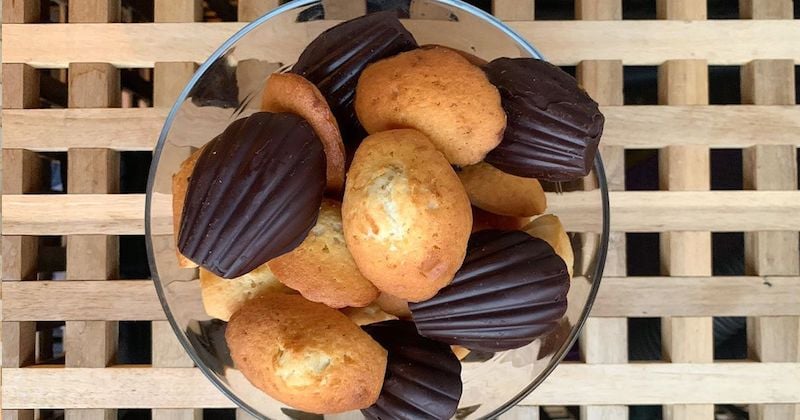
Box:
199, 264, 293, 321
471, 207, 530, 233
172, 147, 204, 268
355, 46, 505, 166
374, 292, 411, 319
341, 302, 397, 326
524, 214, 574, 278
261, 73, 346, 193
342, 129, 472, 302
458, 162, 547, 217
226, 293, 387, 414
268, 200, 379, 308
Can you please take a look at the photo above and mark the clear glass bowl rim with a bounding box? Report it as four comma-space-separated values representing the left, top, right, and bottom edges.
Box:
145, 1, 611, 418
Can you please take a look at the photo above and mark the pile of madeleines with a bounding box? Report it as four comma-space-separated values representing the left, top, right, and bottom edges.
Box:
172, 11, 604, 419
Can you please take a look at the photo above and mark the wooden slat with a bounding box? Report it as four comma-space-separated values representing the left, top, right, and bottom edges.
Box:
151, 321, 194, 368
742, 55, 800, 420
150, 411, 199, 420
2, 194, 152, 235
1, 56, 41, 420
235, 409, 257, 420
1, 0, 39, 23
492, 0, 535, 21
657, 0, 706, 19
2, 64, 39, 109
742, 60, 797, 106
592, 276, 800, 317
2, 108, 167, 151
154, 0, 201, 23
3, 367, 233, 409
65, 34, 120, 420
658, 56, 714, 419
4, 363, 800, 408
6, 276, 800, 321
5, 106, 800, 151
6, 190, 800, 235
1, 149, 42, 196
237, 0, 281, 22
548, 190, 800, 232
743, 147, 800, 275
2, 280, 162, 321
68, 0, 120, 23
1, 234, 38, 282
600, 106, 800, 148
1, 320, 36, 367
740, 0, 793, 19
577, 59, 628, 420
153, 63, 197, 109
502, 406, 540, 420
576, 0, 621, 20
67, 63, 120, 109
151, 45, 201, 420
321, 0, 365, 19
5, 21, 800, 67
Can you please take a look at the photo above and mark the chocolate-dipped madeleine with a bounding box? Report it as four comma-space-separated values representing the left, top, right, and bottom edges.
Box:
362, 320, 462, 420
410, 230, 570, 352
178, 112, 326, 279
484, 58, 604, 182
292, 11, 418, 144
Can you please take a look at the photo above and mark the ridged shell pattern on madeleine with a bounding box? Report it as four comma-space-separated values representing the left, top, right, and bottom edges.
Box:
178, 112, 326, 279
410, 229, 570, 352
362, 320, 462, 420
484, 58, 604, 182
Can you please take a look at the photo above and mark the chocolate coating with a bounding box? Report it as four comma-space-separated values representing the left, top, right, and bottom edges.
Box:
410, 230, 570, 352
292, 11, 418, 145
484, 58, 604, 182
178, 112, 326, 279
362, 320, 462, 420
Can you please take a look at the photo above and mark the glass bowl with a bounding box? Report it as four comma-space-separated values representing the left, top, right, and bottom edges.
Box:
146, 1, 610, 418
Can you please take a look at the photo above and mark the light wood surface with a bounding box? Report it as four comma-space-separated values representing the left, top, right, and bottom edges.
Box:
657, 53, 714, 420
68, 0, 120, 23
154, 0, 202, 23
577, 58, 628, 420
321, 0, 365, 19
237, 0, 281, 22
1, 189, 799, 237
740, 0, 793, 19
3, 363, 800, 408
657, 0, 706, 20
492, 0, 535, 20
5, 21, 800, 67
1, 52, 41, 420
1, 151, 39, 420
62, 9, 121, 420
5, 190, 800, 235
5, 105, 800, 151
576, 0, 621, 20
742, 46, 799, 420
1, 0, 39, 23
2, 0, 799, 416
150, 5, 202, 418
5, 275, 798, 322
502, 405, 540, 420
2, 64, 39, 109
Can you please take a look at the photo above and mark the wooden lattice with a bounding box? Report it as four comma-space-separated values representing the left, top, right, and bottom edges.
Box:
2, 1, 799, 419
